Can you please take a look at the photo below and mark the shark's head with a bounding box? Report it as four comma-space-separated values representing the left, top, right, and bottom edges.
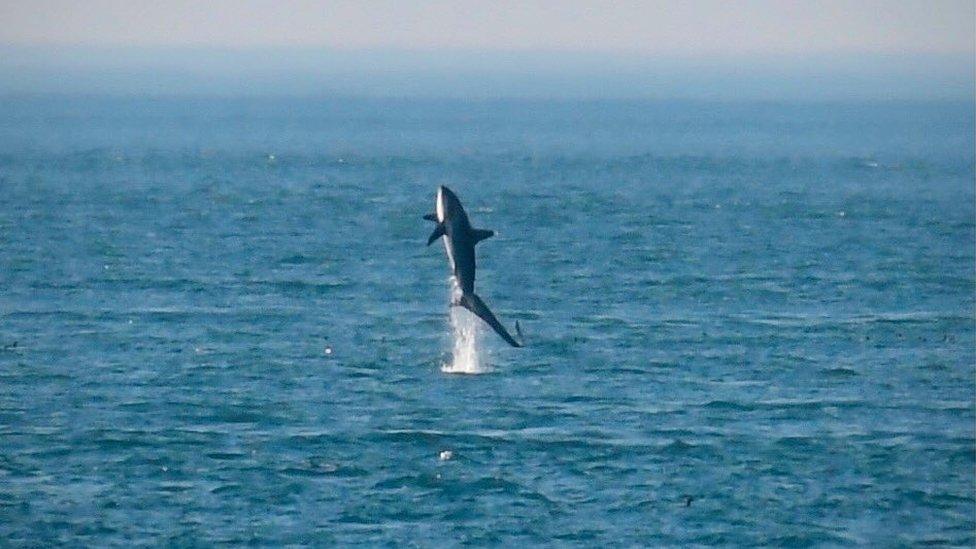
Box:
435, 185, 463, 223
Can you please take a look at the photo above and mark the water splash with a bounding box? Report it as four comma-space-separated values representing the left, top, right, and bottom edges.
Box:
441, 277, 489, 374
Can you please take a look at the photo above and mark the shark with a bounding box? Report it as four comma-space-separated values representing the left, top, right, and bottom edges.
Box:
424, 186, 522, 347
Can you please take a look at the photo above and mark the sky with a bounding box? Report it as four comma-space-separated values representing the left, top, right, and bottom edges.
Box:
0, 0, 973, 99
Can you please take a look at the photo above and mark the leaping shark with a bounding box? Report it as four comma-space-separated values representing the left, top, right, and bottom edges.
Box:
424, 186, 522, 347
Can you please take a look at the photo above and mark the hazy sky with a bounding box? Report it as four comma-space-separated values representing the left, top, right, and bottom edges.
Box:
1, 0, 972, 55
0, 1, 972, 99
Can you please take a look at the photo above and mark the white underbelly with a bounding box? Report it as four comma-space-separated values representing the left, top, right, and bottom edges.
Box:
436, 187, 445, 222
442, 235, 455, 274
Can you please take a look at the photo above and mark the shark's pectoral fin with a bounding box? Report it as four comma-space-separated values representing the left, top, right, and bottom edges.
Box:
472, 229, 494, 244
460, 293, 522, 348
427, 224, 446, 246
423, 213, 438, 221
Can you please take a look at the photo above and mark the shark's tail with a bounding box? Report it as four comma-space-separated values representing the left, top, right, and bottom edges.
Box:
459, 293, 523, 348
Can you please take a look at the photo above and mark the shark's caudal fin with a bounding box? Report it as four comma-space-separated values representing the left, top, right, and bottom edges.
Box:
459, 293, 522, 347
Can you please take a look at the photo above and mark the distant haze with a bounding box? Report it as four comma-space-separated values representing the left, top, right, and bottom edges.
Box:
0, 1, 972, 99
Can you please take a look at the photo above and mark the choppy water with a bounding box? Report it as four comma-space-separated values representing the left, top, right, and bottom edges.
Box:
1, 97, 973, 545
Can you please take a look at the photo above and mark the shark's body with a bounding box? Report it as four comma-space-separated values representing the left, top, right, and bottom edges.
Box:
425, 186, 521, 347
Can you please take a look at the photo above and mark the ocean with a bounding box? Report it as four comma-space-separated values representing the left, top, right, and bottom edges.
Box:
0, 96, 973, 545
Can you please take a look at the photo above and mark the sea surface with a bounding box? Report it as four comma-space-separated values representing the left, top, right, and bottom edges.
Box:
0, 96, 973, 546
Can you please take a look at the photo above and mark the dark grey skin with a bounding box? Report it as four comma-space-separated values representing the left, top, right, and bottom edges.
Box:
425, 186, 522, 347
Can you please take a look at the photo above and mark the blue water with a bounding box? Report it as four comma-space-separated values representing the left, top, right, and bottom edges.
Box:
1, 97, 973, 546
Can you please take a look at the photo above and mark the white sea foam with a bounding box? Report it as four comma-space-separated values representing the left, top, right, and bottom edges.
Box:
441, 276, 489, 374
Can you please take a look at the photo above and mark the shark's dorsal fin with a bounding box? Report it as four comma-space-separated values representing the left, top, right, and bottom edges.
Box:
427, 224, 446, 246
472, 229, 494, 244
